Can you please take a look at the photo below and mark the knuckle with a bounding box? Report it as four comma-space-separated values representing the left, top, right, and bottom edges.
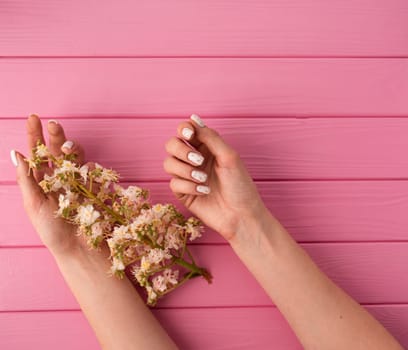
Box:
164, 137, 177, 153
163, 157, 171, 171
210, 128, 220, 137
169, 178, 177, 190
223, 149, 240, 164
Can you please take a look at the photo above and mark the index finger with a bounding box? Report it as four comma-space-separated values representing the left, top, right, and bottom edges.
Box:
27, 114, 46, 149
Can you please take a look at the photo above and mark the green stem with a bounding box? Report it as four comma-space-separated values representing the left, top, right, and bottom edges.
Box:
185, 246, 197, 265
74, 182, 126, 225
174, 257, 212, 283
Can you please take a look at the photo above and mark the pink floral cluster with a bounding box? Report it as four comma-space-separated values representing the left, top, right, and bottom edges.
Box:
26, 142, 211, 305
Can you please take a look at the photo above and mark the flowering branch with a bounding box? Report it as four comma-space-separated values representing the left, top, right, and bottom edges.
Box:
26, 142, 212, 306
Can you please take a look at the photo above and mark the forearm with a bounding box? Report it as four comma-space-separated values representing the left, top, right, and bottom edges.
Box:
230, 210, 403, 350
51, 243, 178, 350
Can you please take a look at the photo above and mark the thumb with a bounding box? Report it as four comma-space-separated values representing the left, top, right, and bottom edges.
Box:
11, 150, 46, 213
190, 114, 237, 165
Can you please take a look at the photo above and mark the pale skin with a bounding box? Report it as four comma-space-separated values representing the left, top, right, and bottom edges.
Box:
12, 114, 403, 350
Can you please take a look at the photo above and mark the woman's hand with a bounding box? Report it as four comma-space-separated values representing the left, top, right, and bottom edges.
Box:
163, 114, 269, 241
11, 114, 87, 257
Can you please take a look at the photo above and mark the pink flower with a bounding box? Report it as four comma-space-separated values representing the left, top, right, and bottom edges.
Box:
163, 269, 179, 285
152, 275, 167, 293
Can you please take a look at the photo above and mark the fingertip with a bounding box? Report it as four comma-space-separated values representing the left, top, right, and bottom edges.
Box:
190, 114, 205, 128
47, 119, 62, 135
196, 185, 211, 195
29, 113, 40, 120
61, 140, 74, 152
61, 140, 85, 164
10, 149, 18, 167
177, 121, 195, 141
13, 150, 31, 181
27, 113, 41, 128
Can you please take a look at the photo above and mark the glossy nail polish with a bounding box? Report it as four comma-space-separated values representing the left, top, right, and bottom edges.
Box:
191, 170, 208, 183
182, 127, 194, 140
187, 152, 204, 166
190, 114, 205, 128
10, 150, 18, 167
196, 185, 211, 194
62, 140, 74, 149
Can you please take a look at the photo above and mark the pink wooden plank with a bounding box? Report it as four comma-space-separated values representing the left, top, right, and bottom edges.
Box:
1, 306, 407, 350
3, 118, 408, 182
1, 244, 407, 310
2, 180, 408, 247
1, 1, 407, 56
0, 59, 407, 117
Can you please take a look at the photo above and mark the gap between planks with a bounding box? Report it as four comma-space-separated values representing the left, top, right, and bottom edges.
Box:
3, 242, 408, 249
2, 303, 407, 314
2, 116, 408, 120
1, 56, 408, 59
4, 178, 408, 186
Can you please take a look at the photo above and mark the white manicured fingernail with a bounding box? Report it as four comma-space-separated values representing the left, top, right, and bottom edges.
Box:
190, 114, 205, 128
182, 127, 194, 140
188, 152, 204, 166
62, 140, 74, 149
191, 170, 207, 183
10, 150, 18, 167
196, 185, 210, 194
48, 119, 58, 125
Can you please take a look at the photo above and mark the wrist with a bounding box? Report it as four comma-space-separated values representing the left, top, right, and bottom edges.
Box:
50, 240, 109, 266
229, 206, 280, 250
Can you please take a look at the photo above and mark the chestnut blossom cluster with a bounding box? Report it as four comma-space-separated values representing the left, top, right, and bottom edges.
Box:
26, 142, 212, 306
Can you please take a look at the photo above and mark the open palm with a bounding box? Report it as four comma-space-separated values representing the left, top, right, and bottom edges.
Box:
12, 115, 88, 256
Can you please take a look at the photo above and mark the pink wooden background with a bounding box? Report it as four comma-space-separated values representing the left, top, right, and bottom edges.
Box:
1, 1, 408, 349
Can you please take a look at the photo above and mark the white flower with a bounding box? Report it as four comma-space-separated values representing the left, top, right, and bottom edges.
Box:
57, 191, 78, 214
91, 222, 104, 239
121, 186, 143, 201
43, 173, 63, 192
152, 275, 167, 293
79, 165, 89, 183
152, 204, 167, 219
112, 225, 133, 240
58, 194, 70, 210
146, 285, 158, 305
111, 258, 125, 274
146, 248, 171, 265
140, 256, 152, 271
130, 210, 154, 230
35, 144, 50, 158
186, 219, 203, 241
59, 160, 79, 173
163, 269, 179, 286
164, 226, 182, 250
76, 204, 100, 226
94, 163, 119, 182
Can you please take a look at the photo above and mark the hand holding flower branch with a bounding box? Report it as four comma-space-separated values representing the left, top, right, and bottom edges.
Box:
26, 141, 211, 306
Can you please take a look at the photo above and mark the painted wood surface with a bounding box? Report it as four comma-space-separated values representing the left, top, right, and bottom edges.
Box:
1, 245, 408, 311
3, 118, 408, 182
1, 1, 407, 349
1, 305, 407, 350
0, 59, 407, 118
2, 180, 408, 247
1, 1, 407, 57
